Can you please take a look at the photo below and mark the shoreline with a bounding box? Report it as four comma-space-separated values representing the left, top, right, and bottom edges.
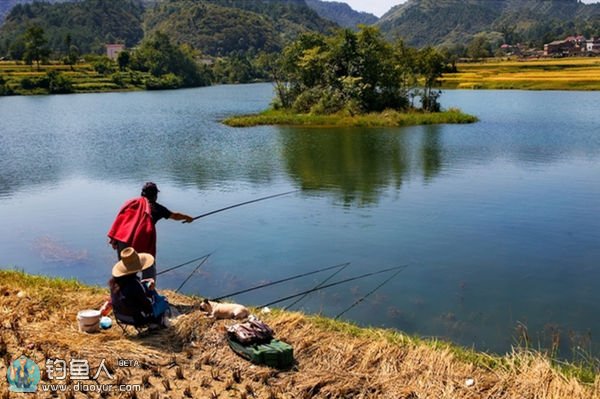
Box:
3, 57, 600, 97
0, 269, 597, 397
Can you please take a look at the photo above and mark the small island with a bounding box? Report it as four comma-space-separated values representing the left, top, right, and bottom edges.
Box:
224, 27, 477, 128
224, 108, 477, 128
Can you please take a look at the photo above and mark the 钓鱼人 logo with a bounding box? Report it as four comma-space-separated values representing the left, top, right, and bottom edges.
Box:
6, 355, 41, 393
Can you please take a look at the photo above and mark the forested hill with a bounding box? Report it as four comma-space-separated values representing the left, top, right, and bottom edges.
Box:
0, 0, 337, 56
0, 0, 144, 54
378, 0, 600, 48
0, 0, 78, 22
305, 0, 378, 29
145, 0, 337, 55
3, 0, 599, 57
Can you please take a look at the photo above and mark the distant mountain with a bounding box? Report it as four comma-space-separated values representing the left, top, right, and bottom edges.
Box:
0, 0, 337, 57
144, 0, 337, 56
378, 0, 600, 48
304, 0, 378, 29
0, 0, 78, 22
3, 0, 597, 58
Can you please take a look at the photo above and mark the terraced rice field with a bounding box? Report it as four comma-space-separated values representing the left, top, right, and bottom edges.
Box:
441, 57, 600, 90
0, 61, 140, 94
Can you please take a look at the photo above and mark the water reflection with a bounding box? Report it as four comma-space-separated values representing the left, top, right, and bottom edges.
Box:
280, 125, 443, 205
421, 126, 442, 181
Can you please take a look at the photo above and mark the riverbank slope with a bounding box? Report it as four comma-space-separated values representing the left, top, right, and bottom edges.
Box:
0, 270, 598, 398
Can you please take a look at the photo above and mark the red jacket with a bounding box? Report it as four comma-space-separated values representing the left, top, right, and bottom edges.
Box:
108, 197, 156, 256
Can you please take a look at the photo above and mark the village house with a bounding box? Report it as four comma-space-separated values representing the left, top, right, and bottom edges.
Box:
585, 38, 600, 54
106, 43, 125, 60
544, 35, 599, 56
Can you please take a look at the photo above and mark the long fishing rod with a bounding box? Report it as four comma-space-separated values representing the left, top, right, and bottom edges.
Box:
283, 262, 351, 311
156, 253, 212, 276
186, 190, 299, 222
175, 254, 211, 293
335, 266, 406, 320
210, 261, 351, 302
260, 265, 409, 308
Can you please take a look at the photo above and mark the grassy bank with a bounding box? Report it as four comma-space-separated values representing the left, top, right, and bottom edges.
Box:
442, 57, 600, 90
223, 108, 478, 128
0, 269, 598, 398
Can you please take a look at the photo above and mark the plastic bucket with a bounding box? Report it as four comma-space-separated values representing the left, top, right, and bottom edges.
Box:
77, 309, 101, 333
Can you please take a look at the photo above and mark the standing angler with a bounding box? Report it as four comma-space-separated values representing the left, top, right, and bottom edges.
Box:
107, 182, 194, 281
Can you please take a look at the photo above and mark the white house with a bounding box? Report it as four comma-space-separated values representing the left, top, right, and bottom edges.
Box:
106, 44, 125, 60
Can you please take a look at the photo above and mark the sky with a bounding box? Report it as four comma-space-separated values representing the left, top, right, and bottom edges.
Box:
328, 0, 600, 18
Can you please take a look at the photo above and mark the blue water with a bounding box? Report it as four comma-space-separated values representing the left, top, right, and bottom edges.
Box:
1, 85, 599, 358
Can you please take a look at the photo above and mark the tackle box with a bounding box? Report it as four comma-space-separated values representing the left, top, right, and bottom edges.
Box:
227, 337, 294, 369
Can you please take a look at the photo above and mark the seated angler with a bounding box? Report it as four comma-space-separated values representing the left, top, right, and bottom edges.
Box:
109, 247, 170, 329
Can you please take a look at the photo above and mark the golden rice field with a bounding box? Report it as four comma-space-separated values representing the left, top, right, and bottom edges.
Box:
441, 57, 600, 90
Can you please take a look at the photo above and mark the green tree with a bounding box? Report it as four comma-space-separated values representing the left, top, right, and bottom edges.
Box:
0, 75, 11, 95
93, 56, 116, 75
117, 50, 130, 71
23, 25, 50, 70
9, 38, 25, 61
46, 71, 73, 94
255, 51, 291, 108
131, 32, 208, 88
355, 26, 409, 112
63, 34, 79, 70
417, 47, 446, 112
466, 36, 491, 60
275, 26, 413, 115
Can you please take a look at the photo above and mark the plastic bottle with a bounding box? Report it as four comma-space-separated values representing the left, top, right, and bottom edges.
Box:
99, 299, 112, 317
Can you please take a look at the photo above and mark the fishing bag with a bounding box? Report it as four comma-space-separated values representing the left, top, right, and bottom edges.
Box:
227, 318, 274, 345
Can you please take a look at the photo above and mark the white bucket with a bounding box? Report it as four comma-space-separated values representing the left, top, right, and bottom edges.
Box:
77, 309, 101, 333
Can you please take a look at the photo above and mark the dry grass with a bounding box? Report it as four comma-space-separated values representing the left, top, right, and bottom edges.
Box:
0, 270, 598, 398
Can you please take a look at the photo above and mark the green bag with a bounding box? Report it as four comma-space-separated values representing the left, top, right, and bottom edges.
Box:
227, 337, 294, 369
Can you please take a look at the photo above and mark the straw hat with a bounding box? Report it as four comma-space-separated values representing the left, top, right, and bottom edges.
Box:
112, 247, 154, 277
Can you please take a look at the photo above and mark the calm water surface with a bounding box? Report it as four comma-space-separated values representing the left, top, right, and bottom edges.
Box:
1, 84, 599, 357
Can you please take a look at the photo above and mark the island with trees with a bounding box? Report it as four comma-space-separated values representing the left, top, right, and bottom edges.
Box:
224, 27, 477, 128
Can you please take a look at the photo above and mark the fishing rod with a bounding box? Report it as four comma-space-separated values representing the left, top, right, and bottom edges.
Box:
283, 262, 351, 311
210, 261, 351, 302
175, 254, 211, 293
259, 265, 409, 308
335, 266, 406, 320
186, 190, 299, 222
156, 252, 212, 276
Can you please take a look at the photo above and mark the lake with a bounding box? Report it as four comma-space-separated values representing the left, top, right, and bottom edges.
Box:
1, 84, 599, 358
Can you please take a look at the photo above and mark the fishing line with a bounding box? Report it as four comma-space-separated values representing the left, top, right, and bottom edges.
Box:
186, 190, 299, 222
175, 254, 211, 293
283, 262, 351, 311
334, 266, 407, 320
210, 261, 351, 301
156, 252, 212, 276
259, 265, 408, 308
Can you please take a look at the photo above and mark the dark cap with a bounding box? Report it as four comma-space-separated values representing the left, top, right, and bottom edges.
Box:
141, 182, 160, 197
